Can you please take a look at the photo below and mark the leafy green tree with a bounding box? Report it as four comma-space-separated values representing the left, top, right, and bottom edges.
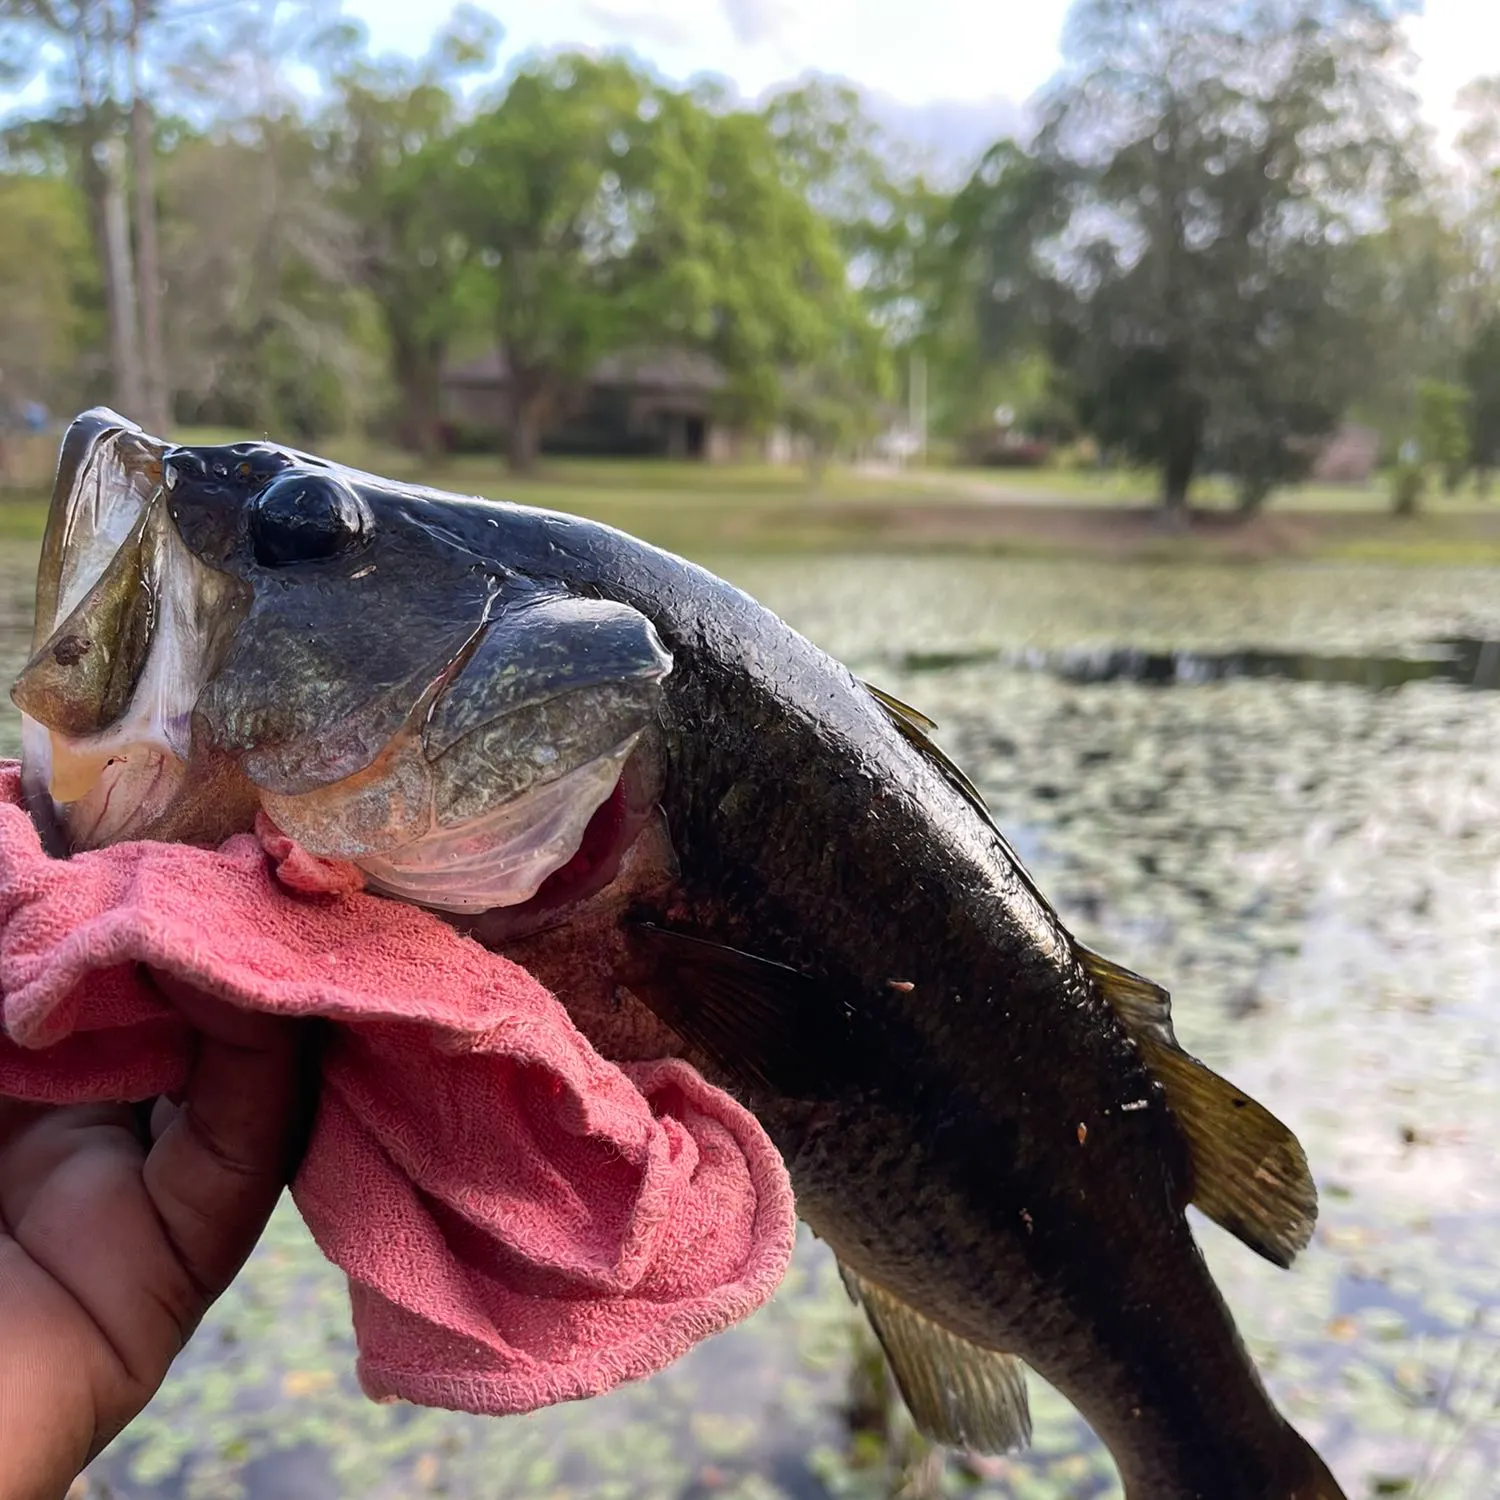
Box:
2, 0, 342, 430
977, 0, 1420, 513
935, 141, 1071, 445
1415, 378, 1471, 493
451, 54, 665, 471
763, 79, 984, 447
1, 0, 145, 419
158, 115, 377, 440
0, 170, 99, 410
1361, 205, 1458, 416
456, 55, 878, 471
647, 91, 887, 454
315, 6, 500, 455
761, 79, 920, 334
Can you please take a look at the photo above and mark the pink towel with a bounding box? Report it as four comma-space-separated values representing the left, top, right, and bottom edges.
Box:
0, 762, 795, 1415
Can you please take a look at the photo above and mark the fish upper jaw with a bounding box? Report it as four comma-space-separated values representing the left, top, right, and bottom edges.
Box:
14, 416, 252, 852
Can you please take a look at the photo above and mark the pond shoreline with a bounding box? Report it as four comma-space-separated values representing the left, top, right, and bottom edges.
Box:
4, 488, 1500, 566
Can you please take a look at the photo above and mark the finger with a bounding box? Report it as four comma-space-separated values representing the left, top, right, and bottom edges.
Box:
0, 1095, 50, 1147
148, 1095, 179, 1143
141, 975, 315, 1315
0, 1104, 141, 1232
0, 1105, 197, 1392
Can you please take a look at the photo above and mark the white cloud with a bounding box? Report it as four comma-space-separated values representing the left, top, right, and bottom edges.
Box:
1404, 0, 1500, 152
578, 0, 693, 49
341, 0, 1492, 162
721, 0, 794, 48
865, 92, 1028, 182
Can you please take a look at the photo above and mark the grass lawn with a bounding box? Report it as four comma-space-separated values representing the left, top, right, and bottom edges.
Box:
2, 427, 1498, 564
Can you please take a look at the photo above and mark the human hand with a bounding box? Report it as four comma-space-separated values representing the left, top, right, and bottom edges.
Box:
0, 977, 314, 1500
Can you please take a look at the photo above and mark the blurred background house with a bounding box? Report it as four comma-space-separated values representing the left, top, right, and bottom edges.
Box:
440, 347, 748, 459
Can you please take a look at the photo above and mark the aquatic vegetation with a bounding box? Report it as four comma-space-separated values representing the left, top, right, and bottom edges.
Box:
1, 551, 1494, 1499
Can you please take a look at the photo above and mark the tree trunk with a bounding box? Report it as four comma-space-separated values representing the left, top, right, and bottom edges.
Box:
1235, 477, 1271, 514
1161, 455, 1193, 518
98, 133, 144, 422
391, 333, 445, 458
508, 402, 543, 473
506, 366, 549, 474
129, 10, 168, 435
1161, 417, 1199, 523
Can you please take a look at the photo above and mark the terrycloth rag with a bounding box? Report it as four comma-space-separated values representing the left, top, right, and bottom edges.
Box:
0, 762, 796, 1415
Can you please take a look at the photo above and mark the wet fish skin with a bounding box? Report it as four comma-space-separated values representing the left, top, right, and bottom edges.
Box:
12, 413, 1346, 1500
468, 511, 1338, 1499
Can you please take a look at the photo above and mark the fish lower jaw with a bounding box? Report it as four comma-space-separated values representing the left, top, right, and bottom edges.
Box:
30, 723, 187, 851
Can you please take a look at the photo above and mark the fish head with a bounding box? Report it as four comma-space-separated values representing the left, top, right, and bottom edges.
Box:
12, 410, 673, 915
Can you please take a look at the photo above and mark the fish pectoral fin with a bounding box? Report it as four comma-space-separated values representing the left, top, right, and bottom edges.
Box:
625, 923, 855, 1099
1080, 948, 1317, 1269
839, 1263, 1031, 1457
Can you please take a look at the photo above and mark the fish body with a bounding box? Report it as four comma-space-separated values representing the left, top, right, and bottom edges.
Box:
13, 411, 1345, 1499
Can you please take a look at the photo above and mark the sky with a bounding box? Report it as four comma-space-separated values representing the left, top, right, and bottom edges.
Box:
341, 0, 1500, 168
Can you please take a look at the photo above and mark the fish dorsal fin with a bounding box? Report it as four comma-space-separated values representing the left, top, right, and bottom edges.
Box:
1076, 945, 1178, 1045
625, 923, 859, 1099
863, 681, 991, 817
1079, 947, 1317, 1269
840, 1262, 1031, 1456
862, 681, 1062, 921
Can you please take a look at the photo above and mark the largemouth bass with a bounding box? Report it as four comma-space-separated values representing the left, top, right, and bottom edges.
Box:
12, 410, 1345, 1500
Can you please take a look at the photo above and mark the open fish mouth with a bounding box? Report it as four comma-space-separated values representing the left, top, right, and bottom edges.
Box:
12, 410, 225, 852
11, 410, 674, 917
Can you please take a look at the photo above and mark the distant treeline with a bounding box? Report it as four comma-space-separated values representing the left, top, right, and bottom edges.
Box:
3, 0, 1499, 508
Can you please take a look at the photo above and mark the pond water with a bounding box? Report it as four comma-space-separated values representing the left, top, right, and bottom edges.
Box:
1, 549, 1498, 1500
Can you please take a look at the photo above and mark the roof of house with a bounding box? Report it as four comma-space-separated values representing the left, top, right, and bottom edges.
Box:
443, 347, 728, 393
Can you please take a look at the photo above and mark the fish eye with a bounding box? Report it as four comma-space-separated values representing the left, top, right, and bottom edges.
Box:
248, 472, 370, 567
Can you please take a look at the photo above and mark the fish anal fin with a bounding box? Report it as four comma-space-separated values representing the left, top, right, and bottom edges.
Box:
625, 922, 853, 1099
840, 1262, 1031, 1457
1081, 946, 1317, 1268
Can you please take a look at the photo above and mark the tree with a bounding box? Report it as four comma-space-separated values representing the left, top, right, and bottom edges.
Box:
1455, 77, 1500, 320
455, 55, 880, 472
452, 54, 663, 471
937, 140, 1072, 444
1, 0, 341, 431
761, 79, 920, 335
646, 91, 888, 454
1, 0, 145, 421
157, 115, 375, 439
1351, 198, 1470, 451
1463, 316, 1500, 491
0, 170, 100, 411
763, 79, 962, 447
981, 0, 1421, 513
316, 6, 501, 456
1414, 378, 1471, 493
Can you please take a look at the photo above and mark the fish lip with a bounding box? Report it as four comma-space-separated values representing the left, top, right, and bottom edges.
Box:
16, 415, 245, 849
31, 410, 168, 651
